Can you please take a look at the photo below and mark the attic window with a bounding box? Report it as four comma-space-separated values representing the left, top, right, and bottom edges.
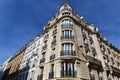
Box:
62, 12, 70, 16
64, 5, 68, 10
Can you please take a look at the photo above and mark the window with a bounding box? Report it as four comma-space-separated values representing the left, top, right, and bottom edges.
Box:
90, 70, 95, 80
64, 5, 68, 10
39, 67, 44, 80
61, 62, 75, 77
40, 67, 44, 74
61, 19, 73, 27
62, 30, 72, 39
62, 43, 73, 51
50, 64, 54, 72
52, 36, 56, 45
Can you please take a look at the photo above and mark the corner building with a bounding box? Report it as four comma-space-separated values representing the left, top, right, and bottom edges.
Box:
34, 2, 120, 80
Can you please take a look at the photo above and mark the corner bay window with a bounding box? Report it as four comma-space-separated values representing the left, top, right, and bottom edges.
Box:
61, 62, 76, 77
62, 30, 73, 39
61, 43, 75, 56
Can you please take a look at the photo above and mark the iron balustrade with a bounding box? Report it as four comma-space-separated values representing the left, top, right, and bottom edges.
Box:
61, 70, 76, 77
61, 24, 73, 28
111, 66, 120, 74
50, 54, 55, 60
60, 50, 76, 56
51, 40, 56, 45
86, 55, 102, 66
61, 36, 74, 40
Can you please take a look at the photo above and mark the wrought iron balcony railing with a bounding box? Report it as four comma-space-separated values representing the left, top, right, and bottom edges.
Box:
61, 36, 74, 40
61, 24, 73, 28
51, 40, 56, 46
111, 66, 120, 74
61, 71, 76, 77
86, 55, 102, 66
50, 54, 55, 60
60, 50, 76, 56
49, 72, 54, 79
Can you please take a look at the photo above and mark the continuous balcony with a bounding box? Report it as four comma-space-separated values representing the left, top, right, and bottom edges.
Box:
60, 50, 76, 56
86, 55, 102, 67
61, 70, 77, 78
50, 54, 55, 60
61, 36, 74, 41
111, 66, 120, 74
61, 24, 73, 28
42, 45, 47, 51
40, 58, 45, 64
49, 72, 54, 79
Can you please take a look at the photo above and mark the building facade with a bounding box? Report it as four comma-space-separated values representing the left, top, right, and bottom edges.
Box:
0, 66, 3, 80
1, 47, 26, 80
1, 2, 120, 80
35, 2, 120, 80
18, 36, 43, 80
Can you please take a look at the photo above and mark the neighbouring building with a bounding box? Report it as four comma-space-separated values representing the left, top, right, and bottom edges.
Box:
0, 66, 3, 80
1, 47, 26, 80
18, 36, 43, 80
1, 2, 120, 80
1, 57, 12, 80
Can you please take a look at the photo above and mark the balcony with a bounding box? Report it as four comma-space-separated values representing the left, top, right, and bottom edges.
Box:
40, 58, 45, 64
44, 34, 49, 40
60, 50, 76, 56
50, 54, 55, 60
86, 55, 102, 66
84, 42, 89, 48
111, 66, 120, 74
51, 40, 56, 46
38, 74, 43, 80
105, 62, 109, 68
61, 36, 74, 41
61, 24, 73, 28
52, 29, 57, 35
42, 45, 47, 51
82, 32, 87, 38
49, 72, 54, 79
91, 46, 96, 53
89, 36, 93, 41
61, 71, 77, 78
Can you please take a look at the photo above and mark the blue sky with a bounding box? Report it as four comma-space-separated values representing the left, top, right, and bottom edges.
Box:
0, 0, 120, 65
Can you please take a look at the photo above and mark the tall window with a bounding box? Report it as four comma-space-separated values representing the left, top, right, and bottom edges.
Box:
62, 43, 73, 51
50, 64, 54, 72
61, 62, 75, 77
40, 67, 44, 75
62, 30, 72, 39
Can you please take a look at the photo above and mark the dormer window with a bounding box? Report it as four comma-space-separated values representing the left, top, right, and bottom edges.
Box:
64, 5, 68, 10
62, 12, 70, 16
